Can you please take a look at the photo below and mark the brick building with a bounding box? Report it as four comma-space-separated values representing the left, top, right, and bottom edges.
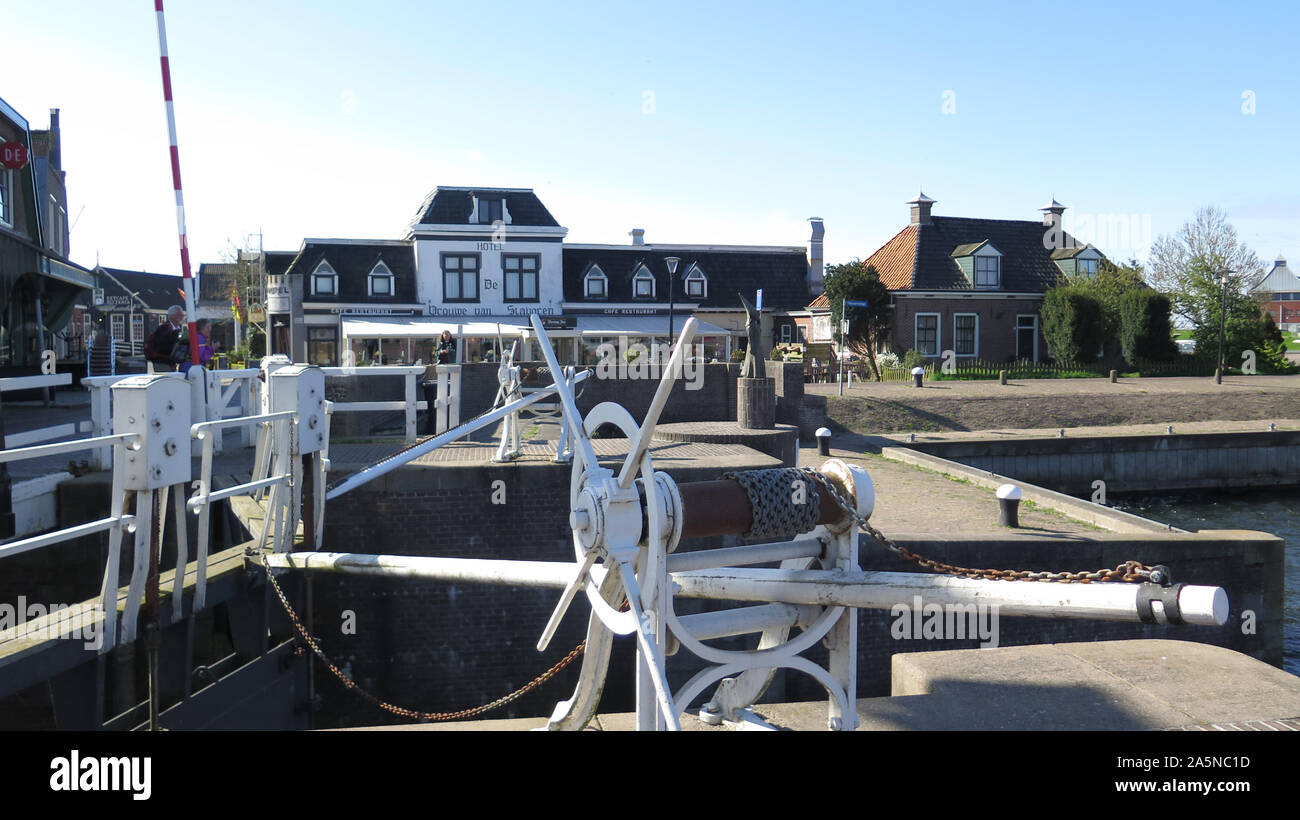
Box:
807, 194, 1102, 363
1252, 256, 1299, 333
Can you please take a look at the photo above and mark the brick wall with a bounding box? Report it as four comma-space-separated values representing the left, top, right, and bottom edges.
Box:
891, 296, 1047, 362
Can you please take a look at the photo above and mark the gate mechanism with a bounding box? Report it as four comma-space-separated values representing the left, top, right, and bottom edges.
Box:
266, 314, 1230, 731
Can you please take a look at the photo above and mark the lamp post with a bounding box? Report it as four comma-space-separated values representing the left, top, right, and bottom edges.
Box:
665, 256, 680, 349
1216, 270, 1231, 385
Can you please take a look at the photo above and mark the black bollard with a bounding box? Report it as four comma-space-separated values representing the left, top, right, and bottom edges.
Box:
911, 367, 924, 388
997, 483, 1022, 528
816, 427, 832, 456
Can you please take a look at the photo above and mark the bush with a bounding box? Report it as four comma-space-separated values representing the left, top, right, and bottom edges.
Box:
877, 351, 901, 369
1041, 287, 1104, 362
901, 349, 927, 370
1119, 290, 1179, 362
249, 330, 266, 358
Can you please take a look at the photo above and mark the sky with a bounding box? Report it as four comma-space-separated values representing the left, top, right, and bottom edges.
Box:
5, 0, 1298, 279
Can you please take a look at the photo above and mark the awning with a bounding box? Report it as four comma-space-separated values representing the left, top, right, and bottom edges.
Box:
41, 257, 96, 289
341, 317, 530, 339
573, 315, 734, 337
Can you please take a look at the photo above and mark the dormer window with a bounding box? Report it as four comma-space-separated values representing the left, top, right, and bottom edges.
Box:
368, 261, 394, 297
974, 256, 1000, 288
1078, 258, 1099, 276
584, 265, 608, 299
476, 198, 503, 225
632, 264, 656, 299
312, 261, 338, 296
684, 264, 707, 299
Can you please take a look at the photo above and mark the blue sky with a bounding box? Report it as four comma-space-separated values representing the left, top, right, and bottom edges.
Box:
5, 0, 1298, 276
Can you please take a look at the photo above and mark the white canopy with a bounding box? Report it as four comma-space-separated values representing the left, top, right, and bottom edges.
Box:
341, 317, 529, 339
573, 315, 735, 337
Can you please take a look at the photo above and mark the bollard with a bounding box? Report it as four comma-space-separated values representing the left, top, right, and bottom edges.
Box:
911, 366, 924, 388
815, 427, 832, 456
1268, 422, 1276, 432
1058, 428, 1065, 438
999, 370, 1007, 385
1166, 425, 1174, 435
1110, 369, 1118, 383
997, 483, 1022, 528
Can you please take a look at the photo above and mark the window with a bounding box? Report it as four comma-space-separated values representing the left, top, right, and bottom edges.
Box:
974, 256, 1000, 288
954, 313, 977, 357
914, 313, 940, 356
633, 265, 655, 299
82, 313, 93, 342
48, 195, 66, 256
131, 315, 145, 347
0, 167, 11, 226
368, 261, 394, 297
308, 327, 338, 366
1078, 258, 1099, 276
477, 198, 503, 225
312, 261, 338, 296
503, 254, 539, 302
442, 254, 480, 302
111, 313, 125, 342
684, 265, 707, 299
584, 265, 607, 299
780, 324, 791, 343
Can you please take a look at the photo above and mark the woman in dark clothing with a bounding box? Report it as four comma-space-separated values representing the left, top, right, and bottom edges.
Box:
436, 330, 456, 364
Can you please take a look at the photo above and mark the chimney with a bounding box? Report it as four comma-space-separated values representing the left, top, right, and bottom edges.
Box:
808, 217, 825, 297
1040, 199, 1066, 229
907, 192, 936, 225
629, 228, 645, 245
48, 108, 61, 171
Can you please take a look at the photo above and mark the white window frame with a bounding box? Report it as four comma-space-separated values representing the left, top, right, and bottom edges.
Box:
914, 312, 941, 357
368, 261, 394, 297
953, 313, 978, 357
312, 260, 338, 296
0, 167, 11, 228
632, 264, 656, 299
131, 314, 145, 346
973, 252, 1001, 289
684, 264, 707, 299
584, 265, 608, 299
110, 313, 125, 342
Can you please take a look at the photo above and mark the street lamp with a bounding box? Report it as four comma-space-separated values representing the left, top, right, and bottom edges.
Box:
1216, 270, 1232, 385
665, 256, 680, 347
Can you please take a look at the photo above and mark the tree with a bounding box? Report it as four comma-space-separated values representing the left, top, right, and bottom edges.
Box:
1189, 282, 1296, 374
822, 260, 892, 381
1118, 289, 1179, 362
1040, 287, 1103, 362
1147, 206, 1265, 329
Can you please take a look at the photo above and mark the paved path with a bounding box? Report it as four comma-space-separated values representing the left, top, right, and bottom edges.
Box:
877, 417, 1300, 444
806, 373, 1300, 399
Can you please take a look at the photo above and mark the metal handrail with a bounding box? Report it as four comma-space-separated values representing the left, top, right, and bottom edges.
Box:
0, 432, 138, 465
190, 410, 296, 439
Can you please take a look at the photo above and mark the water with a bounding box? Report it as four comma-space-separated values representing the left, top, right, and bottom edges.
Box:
1113, 490, 1298, 676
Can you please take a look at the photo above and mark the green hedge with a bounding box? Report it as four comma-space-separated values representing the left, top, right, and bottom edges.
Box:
1041, 287, 1103, 362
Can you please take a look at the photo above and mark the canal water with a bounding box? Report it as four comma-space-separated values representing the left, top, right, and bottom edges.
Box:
1113, 490, 1298, 676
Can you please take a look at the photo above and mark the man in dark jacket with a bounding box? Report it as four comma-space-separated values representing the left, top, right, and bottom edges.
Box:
146, 305, 186, 372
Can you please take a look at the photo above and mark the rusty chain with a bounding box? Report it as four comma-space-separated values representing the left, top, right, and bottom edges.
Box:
800, 468, 1171, 585
260, 556, 587, 722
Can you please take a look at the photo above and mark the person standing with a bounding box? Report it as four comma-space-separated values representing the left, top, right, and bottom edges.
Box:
436, 329, 456, 365
180, 319, 214, 375
145, 306, 186, 373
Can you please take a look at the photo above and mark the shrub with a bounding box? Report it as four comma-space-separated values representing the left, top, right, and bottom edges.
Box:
901, 349, 927, 370
1041, 287, 1103, 362
877, 351, 901, 369
1119, 290, 1179, 362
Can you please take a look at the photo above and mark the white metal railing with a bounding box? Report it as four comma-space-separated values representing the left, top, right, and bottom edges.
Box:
319, 366, 441, 441
0, 373, 94, 449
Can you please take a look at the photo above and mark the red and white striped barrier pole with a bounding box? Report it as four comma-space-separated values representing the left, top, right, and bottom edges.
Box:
153, 0, 200, 366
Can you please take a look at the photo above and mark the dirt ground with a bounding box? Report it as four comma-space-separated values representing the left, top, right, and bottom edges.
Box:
811, 375, 1300, 434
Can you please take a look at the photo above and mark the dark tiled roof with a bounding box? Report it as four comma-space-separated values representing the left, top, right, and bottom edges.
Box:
265, 251, 296, 276
413, 187, 560, 227
284, 241, 416, 302
911, 216, 1084, 292
196, 262, 238, 302
95, 267, 185, 312
562, 246, 810, 309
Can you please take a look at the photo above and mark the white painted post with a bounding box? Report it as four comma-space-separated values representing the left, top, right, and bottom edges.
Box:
404, 370, 417, 443
89, 382, 113, 469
